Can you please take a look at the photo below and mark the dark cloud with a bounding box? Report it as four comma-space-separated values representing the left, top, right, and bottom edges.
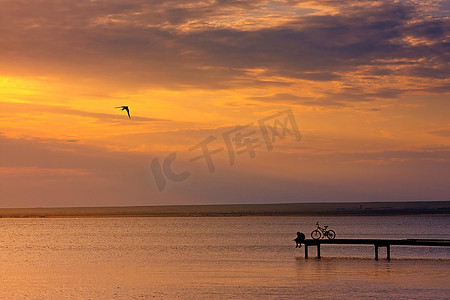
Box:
0, 133, 158, 206
1, 129, 450, 206
428, 129, 450, 137
407, 66, 449, 79
326, 148, 450, 163
0, 102, 166, 123
0, 0, 448, 95
416, 84, 450, 93
246, 86, 405, 108
182, 2, 447, 84
405, 18, 448, 39
247, 93, 346, 107
326, 87, 405, 102
248, 93, 309, 102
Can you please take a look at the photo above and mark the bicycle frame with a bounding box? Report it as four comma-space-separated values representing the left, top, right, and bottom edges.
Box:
312, 222, 336, 240
316, 224, 328, 234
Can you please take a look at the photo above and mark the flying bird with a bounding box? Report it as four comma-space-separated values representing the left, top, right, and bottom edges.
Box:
115, 106, 131, 119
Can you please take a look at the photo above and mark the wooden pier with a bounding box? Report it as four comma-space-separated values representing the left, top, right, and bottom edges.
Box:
302, 239, 450, 260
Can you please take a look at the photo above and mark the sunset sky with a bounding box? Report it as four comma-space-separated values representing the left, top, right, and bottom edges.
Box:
1, 0, 449, 207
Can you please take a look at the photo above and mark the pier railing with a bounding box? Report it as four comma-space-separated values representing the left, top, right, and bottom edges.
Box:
302, 239, 450, 260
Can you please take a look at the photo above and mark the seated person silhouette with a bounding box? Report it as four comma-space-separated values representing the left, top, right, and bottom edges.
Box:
293, 231, 306, 248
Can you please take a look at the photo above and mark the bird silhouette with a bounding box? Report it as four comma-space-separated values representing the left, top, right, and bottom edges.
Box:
115, 106, 131, 119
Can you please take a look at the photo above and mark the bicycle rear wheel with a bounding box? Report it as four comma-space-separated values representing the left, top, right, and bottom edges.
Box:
326, 230, 336, 240
311, 230, 321, 240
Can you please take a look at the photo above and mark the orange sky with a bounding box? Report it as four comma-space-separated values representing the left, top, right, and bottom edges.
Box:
0, 0, 449, 207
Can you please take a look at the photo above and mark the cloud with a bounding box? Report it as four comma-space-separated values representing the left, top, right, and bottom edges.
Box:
323, 148, 450, 163
0, 101, 166, 123
247, 93, 347, 107
245, 87, 405, 107
0, 133, 157, 206
0, 0, 447, 99
0, 166, 89, 177
428, 129, 450, 137
1, 0, 449, 208
1, 126, 450, 207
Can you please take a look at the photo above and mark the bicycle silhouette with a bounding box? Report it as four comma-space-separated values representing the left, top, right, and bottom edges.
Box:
311, 222, 336, 240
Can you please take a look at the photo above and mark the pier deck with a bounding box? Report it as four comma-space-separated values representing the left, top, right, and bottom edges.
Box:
302, 239, 450, 260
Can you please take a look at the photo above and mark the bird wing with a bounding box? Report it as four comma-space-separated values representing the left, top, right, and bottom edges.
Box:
125, 107, 131, 119
115, 106, 124, 109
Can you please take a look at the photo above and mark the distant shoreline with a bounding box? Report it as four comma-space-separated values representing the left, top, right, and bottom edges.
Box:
0, 201, 449, 218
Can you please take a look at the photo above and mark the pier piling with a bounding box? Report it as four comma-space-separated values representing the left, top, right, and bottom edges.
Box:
301, 239, 450, 260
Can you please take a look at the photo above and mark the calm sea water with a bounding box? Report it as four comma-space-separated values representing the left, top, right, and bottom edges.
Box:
0, 216, 449, 299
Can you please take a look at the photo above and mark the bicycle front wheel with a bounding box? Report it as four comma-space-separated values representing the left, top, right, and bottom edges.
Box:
327, 230, 336, 240
311, 230, 321, 240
